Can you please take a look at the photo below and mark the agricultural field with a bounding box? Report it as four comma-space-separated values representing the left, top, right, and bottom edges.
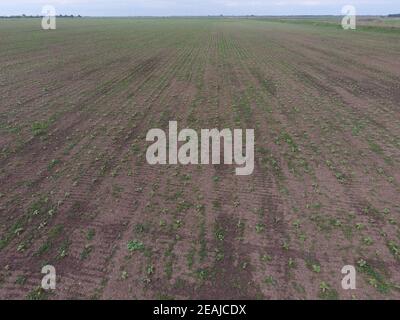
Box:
0, 17, 399, 300
270, 15, 400, 31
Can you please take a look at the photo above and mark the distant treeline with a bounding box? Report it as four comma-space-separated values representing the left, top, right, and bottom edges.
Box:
1, 14, 399, 19
0, 15, 82, 19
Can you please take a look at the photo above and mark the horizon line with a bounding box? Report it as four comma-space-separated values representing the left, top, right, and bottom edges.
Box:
1, 14, 399, 18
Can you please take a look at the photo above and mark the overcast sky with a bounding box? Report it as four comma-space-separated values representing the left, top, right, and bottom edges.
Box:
1, 0, 399, 16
